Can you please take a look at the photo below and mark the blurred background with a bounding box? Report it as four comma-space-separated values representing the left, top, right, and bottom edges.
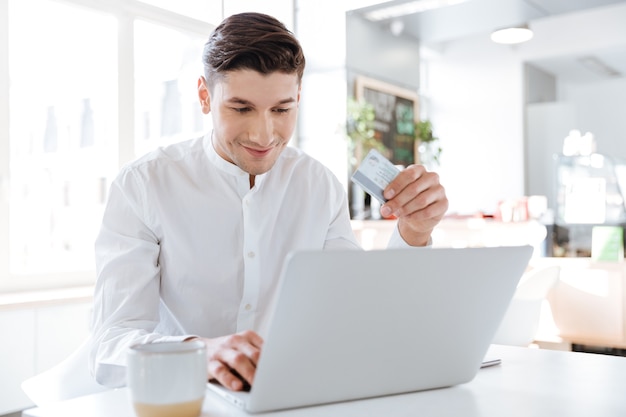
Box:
1, 0, 626, 415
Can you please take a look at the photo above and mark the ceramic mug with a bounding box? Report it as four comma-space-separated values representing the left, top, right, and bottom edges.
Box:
127, 340, 207, 417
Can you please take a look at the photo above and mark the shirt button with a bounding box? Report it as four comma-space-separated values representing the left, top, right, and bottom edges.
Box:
244, 304, 252, 311
247, 251, 255, 258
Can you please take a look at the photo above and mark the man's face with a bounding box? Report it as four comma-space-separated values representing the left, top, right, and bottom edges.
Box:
199, 69, 301, 177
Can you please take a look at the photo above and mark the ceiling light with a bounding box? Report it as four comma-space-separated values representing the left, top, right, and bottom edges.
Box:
490, 25, 534, 45
390, 19, 405, 36
364, 0, 470, 22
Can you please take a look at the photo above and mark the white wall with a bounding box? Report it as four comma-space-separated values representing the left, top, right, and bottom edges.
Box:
526, 102, 575, 210
295, 1, 424, 194
526, 78, 626, 210
425, 3, 626, 215
346, 14, 421, 91
426, 38, 526, 215
561, 79, 626, 159
522, 4, 626, 210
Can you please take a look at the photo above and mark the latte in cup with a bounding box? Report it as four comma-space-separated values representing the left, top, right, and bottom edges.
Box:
127, 340, 207, 417
132, 398, 204, 417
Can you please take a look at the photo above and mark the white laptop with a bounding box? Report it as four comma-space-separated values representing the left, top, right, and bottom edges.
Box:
207, 245, 533, 413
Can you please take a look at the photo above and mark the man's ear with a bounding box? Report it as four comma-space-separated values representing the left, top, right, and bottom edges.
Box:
198, 76, 210, 114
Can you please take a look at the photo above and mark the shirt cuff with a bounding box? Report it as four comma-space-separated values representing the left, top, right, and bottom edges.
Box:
153, 335, 200, 343
387, 223, 433, 248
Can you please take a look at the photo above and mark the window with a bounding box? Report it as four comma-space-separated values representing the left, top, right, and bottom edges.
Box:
0, 0, 214, 291
134, 19, 208, 156
8, 0, 118, 276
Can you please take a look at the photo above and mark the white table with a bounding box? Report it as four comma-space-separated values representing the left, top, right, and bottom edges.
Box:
22, 345, 626, 417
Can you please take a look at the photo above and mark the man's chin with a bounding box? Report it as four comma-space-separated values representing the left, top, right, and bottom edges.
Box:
239, 163, 273, 177
237, 157, 278, 176
249, 168, 272, 177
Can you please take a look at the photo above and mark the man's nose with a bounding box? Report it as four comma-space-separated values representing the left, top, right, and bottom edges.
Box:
249, 114, 273, 146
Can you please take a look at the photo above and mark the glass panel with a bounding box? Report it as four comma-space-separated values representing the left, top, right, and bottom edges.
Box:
8, 0, 118, 274
134, 19, 210, 156
136, 0, 223, 25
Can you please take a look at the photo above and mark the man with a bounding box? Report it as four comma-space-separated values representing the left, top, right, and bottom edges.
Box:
89, 12, 448, 392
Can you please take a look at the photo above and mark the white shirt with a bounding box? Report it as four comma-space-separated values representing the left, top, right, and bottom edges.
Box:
90, 133, 409, 387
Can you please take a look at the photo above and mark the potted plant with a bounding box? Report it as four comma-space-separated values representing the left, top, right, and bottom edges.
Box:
414, 119, 442, 168
346, 97, 391, 219
346, 97, 389, 170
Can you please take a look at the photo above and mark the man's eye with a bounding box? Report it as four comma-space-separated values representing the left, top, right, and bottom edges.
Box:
233, 107, 251, 113
274, 108, 290, 114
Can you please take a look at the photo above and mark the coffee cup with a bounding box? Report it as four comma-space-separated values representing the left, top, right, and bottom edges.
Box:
127, 340, 207, 417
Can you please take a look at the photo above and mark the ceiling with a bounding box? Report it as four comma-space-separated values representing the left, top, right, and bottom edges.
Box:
351, 0, 626, 83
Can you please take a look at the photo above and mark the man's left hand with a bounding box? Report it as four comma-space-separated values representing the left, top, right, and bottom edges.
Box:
380, 164, 448, 246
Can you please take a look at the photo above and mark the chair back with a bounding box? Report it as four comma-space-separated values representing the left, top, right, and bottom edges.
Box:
21, 338, 108, 406
492, 266, 561, 346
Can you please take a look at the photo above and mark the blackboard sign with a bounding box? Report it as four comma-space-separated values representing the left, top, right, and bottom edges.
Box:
356, 76, 419, 166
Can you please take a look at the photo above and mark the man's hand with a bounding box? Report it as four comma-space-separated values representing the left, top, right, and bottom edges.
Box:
380, 164, 448, 246
191, 330, 264, 391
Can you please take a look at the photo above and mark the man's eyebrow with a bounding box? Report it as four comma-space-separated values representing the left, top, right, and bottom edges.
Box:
227, 97, 253, 105
227, 97, 296, 106
276, 98, 297, 105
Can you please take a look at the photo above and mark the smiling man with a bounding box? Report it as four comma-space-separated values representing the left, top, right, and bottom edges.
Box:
89, 12, 448, 392
200, 70, 299, 186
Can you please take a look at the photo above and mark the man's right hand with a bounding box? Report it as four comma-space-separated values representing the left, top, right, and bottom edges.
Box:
190, 330, 264, 391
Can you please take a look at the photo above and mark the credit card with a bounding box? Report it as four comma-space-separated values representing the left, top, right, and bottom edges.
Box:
350, 149, 401, 204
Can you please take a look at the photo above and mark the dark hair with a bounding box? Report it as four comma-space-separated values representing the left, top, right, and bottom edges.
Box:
202, 12, 306, 91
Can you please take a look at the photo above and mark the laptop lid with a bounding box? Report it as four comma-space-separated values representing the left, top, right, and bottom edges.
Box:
208, 245, 533, 413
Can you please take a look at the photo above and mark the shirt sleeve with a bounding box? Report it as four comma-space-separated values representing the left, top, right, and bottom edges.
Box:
387, 223, 433, 248
89, 168, 196, 388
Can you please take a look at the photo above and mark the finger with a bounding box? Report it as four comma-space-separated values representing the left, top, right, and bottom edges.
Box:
238, 342, 262, 366
396, 181, 447, 219
240, 330, 264, 352
208, 359, 245, 391
203, 331, 265, 391
383, 165, 427, 201
215, 348, 258, 387
223, 330, 264, 350
402, 195, 448, 226
383, 171, 441, 216
223, 331, 263, 365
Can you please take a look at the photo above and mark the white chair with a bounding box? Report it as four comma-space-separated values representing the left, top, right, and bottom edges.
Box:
21, 338, 108, 407
492, 265, 561, 347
